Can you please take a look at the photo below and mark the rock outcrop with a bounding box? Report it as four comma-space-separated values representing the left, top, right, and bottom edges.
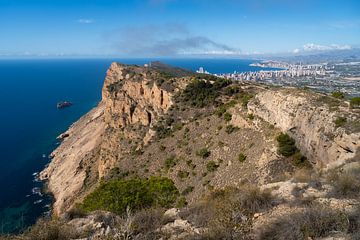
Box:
98, 63, 175, 178
248, 89, 360, 168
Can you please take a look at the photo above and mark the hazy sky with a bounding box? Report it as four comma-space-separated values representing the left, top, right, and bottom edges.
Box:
0, 0, 359, 57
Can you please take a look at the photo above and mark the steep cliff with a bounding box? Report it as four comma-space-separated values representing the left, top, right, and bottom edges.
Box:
39, 104, 106, 215
98, 62, 177, 178
248, 88, 360, 168
40, 62, 186, 215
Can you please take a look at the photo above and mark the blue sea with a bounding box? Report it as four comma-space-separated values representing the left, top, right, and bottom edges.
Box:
0, 58, 267, 234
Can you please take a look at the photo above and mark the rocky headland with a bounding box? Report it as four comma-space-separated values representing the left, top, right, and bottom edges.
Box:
14, 62, 360, 240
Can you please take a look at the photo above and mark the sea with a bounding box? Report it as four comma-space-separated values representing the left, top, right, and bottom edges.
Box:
0, 58, 271, 234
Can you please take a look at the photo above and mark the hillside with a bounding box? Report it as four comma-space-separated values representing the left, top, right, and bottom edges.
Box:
5, 62, 360, 240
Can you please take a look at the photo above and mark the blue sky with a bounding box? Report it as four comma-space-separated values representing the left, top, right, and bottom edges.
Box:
0, 0, 359, 57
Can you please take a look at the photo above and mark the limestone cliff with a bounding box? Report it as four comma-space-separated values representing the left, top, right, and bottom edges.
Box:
98, 63, 176, 178
248, 88, 360, 168
40, 62, 182, 215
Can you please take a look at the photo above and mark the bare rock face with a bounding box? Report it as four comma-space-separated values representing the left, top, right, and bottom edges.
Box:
248, 89, 360, 168
40, 104, 106, 215
102, 62, 172, 128
98, 63, 175, 178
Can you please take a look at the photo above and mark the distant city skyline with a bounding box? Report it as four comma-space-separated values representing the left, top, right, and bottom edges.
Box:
0, 0, 359, 57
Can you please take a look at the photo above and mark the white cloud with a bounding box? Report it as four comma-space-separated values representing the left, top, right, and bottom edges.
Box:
293, 43, 352, 54
77, 19, 94, 24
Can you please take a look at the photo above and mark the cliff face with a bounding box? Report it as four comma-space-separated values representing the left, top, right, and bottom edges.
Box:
40, 104, 106, 215
40, 62, 178, 215
248, 89, 360, 168
98, 63, 175, 178
102, 63, 173, 129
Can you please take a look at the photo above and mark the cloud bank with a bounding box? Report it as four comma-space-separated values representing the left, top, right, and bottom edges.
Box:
108, 23, 240, 57
293, 43, 352, 54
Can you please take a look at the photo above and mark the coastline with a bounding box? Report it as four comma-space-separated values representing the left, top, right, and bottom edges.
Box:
40, 102, 106, 216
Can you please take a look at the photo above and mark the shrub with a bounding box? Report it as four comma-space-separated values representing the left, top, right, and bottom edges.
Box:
334, 116, 347, 128
17, 218, 80, 240
247, 114, 255, 120
237, 93, 253, 108
183, 185, 273, 238
182, 186, 195, 195
331, 91, 345, 99
223, 112, 232, 122
154, 124, 172, 139
180, 78, 231, 107
132, 208, 164, 238
177, 170, 190, 179
79, 177, 179, 215
215, 105, 227, 117
206, 161, 219, 172
350, 97, 360, 108
258, 205, 349, 240
327, 168, 360, 197
292, 151, 307, 166
276, 133, 297, 157
225, 86, 241, 95
164, 156, 177, 169
238, 153, 247, 162
225, 124, 239, 134
196, 148, 211, 158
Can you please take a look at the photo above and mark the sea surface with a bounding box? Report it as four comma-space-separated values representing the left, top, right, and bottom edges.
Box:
0, 58, 268, 234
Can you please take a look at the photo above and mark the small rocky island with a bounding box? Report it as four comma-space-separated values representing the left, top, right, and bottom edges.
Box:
57, 101, 72, 109
9, 62, 360, 239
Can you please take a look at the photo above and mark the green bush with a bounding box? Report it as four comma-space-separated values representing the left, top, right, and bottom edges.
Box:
164, 156, 177, 169
79, 177, 179, 215
182, 186, 194, 195
180, 78, 231, 107
292, 152, 307, 166
276, 133, 297, 157
334, 117, 347, 128
215, 105, 227, 117
350, 97, 360, 108
237, 93, 253, 108
247, 113, 255, 120
154, 124, 172, 139
196, 148, 211, 158
238, 153, 247, 162
225, 124, 239, 134
177, 170, 190, 179
331, 91, 345, 99
206, 161, 219, 172
223, 112, 232, 122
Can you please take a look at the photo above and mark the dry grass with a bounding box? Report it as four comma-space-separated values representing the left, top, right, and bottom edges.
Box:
180, 184, 274, 239
257, 205, 349, 240
326, 165, 360, 197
